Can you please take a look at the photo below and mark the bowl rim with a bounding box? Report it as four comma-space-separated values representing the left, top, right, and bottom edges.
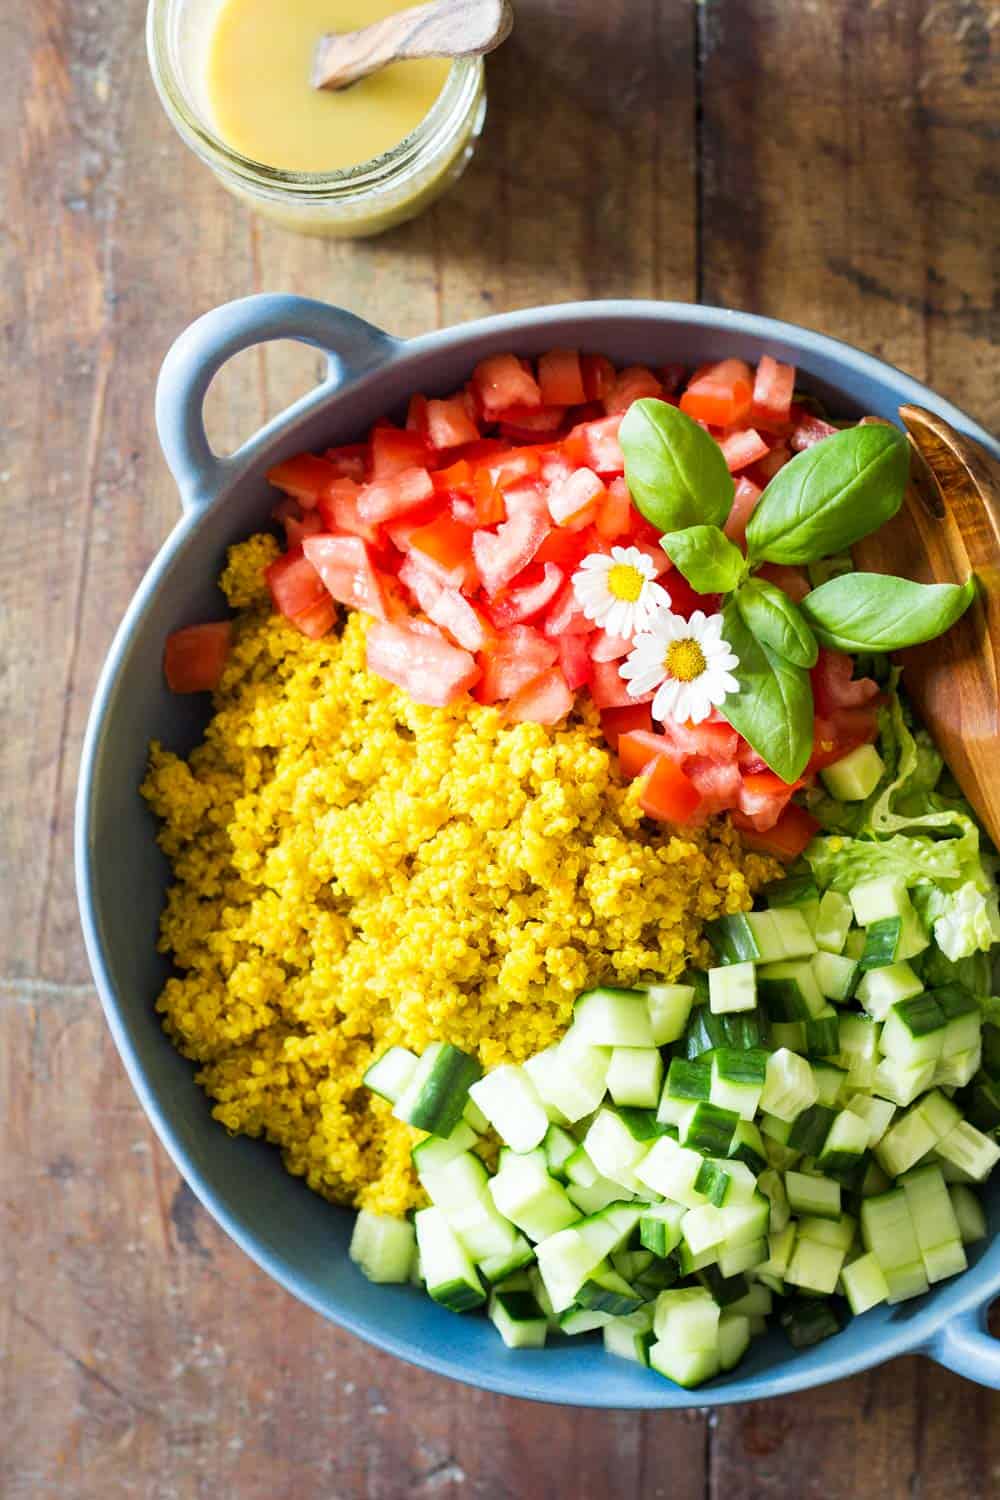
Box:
76, 298, 1000, 1407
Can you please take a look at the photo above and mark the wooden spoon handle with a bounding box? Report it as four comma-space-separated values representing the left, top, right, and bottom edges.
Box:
313, 0, 513, 91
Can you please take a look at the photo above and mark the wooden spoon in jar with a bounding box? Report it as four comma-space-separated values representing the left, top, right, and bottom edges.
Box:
312, 0, 513, 92
852, 405, 1000, 847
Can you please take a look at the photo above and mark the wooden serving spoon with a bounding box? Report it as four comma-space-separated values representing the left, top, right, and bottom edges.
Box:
312, 0, 513, 92
853, 405, 1000, 847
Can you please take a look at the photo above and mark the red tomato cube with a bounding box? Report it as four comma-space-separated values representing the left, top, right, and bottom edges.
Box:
163, 621, 232, 694
472, 510, 551, 597
538, 349, 587, 407
303, 534, 391, 620
472, 354, 542, 418
366, 620, 480, 706
357, 467, 435, 524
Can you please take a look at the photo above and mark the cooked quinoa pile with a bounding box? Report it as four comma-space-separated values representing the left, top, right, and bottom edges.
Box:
142, 535, 777, 1215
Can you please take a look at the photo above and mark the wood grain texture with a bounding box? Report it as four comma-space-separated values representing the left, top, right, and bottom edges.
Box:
1, 0, 998, 1495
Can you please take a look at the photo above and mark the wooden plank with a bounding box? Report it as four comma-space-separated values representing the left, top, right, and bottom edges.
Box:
698, 0, 999, 430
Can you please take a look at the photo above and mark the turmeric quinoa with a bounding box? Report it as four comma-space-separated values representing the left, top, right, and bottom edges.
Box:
142, 535, 778, 1216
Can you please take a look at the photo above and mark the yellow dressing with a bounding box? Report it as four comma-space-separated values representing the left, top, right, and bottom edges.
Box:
206, 0, 452, 174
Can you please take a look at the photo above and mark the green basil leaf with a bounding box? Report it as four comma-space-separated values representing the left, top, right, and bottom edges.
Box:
746, 425, 910, 565
620, 398, 735, 532
799, 572, 977, 652
661, 526, 746, 595
719, 600, 814, 784
735, 577, 819, 668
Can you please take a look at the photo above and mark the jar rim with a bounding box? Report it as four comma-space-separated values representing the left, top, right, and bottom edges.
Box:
146, 0, 484, 199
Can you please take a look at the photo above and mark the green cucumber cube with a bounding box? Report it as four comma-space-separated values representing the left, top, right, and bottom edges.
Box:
606, 1047, 664, 1108
709, 961, 758, 1015
820, 743, 884, 801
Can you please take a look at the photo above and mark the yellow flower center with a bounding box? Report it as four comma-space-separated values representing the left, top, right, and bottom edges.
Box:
606, 563, 645, 602
665, 638, 707, 682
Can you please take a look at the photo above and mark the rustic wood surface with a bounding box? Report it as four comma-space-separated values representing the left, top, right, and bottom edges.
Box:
2, 0, 998, 1495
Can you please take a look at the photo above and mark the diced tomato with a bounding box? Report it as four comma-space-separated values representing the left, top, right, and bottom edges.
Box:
473, 467, 506, 527
659, 363, 687, 395
751, 356, 796, 431
272, 496, 324, 548
303, 534, 391, 620
581, 353, 616, 403
425, 395, 480, 451
604, 366, 663, 416
316, 477, 383, 545
541, 579, 592, 638
398, 552, 442, 610
401, 556, 494, 653
686, 757, 742, 815
548, 467, 606, 528
618, 729, 669, 780
472, 510, 550, 596
538, 349, 587, 407
472, 354, 542, 418
811, 649, 880, 715
499, 483, 548, 522
590, 629, 632, 663
718, 427, 770, 473
599, 702, 653, 751
505, 666, 574, 725
474, 625, 558, 703
723, 476, 762, 547
680, 360, 754, 428
738, 770, 802, 830
756, 562, 812, 604
590, 659, 653, 709
366, 620, 480, 706
534, 528, 594, 573
406, 393, 429, 437
749, 444, 790, 485
807, 713, 876, 773
497, 406, 568, 442
487, 563, 564, 629
371, 426, 430, 479
486, 450, 543, 489
163, 621, 232, 693
323, 443, 368, 482
595, 476, 633, 539
286, 595, 336, 638
639, 755, 703, 824
266, 547, 327, 621
557, 633, 592, 691
357, 467, 435, 524
266, 453, 339, 508
432, 458, 475, 497
407, 514, 479, 591
661, 570, 721, 620
790, 410, 838, 451
659, 717, 739, 763
383, 500, 446, 554
734, 803, 819, 861
563, 415, 625, 475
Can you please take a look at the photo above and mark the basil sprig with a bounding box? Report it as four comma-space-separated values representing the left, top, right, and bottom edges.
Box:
719, 601, 815, 783
799, 573, 978, 652
620, 399, 734, 531
744, 425, 910, 564
661, 526, 747, 595
617, 400, 977, 788
736, 577, 818, 668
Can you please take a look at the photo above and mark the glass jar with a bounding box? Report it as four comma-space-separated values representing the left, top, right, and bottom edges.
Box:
146, 0, 486, 237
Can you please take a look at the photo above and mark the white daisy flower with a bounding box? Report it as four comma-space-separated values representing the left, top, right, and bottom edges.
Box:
571, 545, 671, 639
620, 609, 740, 726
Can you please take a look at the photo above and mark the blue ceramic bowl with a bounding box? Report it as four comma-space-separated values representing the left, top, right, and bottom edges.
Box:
76, 295, 1000, 1404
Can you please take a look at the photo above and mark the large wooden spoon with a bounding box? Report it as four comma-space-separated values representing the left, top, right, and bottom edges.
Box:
312, 0, 513, 92
853, 406, 1000, 847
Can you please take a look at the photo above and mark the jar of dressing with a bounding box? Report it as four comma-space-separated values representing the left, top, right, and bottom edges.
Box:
147, 0, 486, 236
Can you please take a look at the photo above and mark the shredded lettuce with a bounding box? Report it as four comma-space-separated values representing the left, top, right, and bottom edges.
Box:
804, 676, 999, 961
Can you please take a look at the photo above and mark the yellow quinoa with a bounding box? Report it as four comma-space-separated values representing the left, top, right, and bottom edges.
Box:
142, 537, 778, 1215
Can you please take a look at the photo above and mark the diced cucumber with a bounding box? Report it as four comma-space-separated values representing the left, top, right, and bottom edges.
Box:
526, 1038, 612, 1125
817, 1109, 871, 1173
727, 1282, 774, 1318
760, 1222, 796, 1279
415, 1207, 486, 1311
683, 1006, 766, 1058
780, 1296, 842, 1348
821, 743, 884, 801
934, 1046, 981, 1089
617, 1107, 672, 1143
542, 1124, 578, 1181
606, 1047, 664, 1108
898, 1164, 967, 1284
935, 1121, 1000, 1182
648, 1341, 720, 1388
850, 876, 910, 927
949, 1184, 987, 1244
768, 908, 820, 959
653, 1286, 720, 1347
880, 994, 947, 1066
488, 1154, 580, 1242
349, 1210, 417, 1284
812, 951, 861, 1003
860, 1188, 925, 1304
445, 1192, 521, 1263
768, 1021, 806, 1053
766, 872, 820, 908
567, 1176, 634, 1215
804, 1010, 840, 1058
844, 928, 868, 961
758, 959, 826, 1021
583, 1109, 649, 1192
872, 1055, 936, 1107
658, 1057, 711, 1125
757, 1168, 790, 1233
964, 1075, 1000, 1133
718, 1310, 752, 1372
710, 1048, 767, 1120
785, 1237, 845, 1295
717, 1237, 769, 1277
934, 984, 982, 1056
717, 1193, 771, 1247
393, 1042, 483, 1137
417, 1149, 489, 1210
363, 1045, 419, 1104
468, 1065, 549, 1153
856, 961, 924, 1020
682, 1101, 740, 1156
639, 1202, 686, 1257
535, 1205, 639, 1313
645, 983, 696, 1045
575, 1264, 643, 1317
463, 1097, 490, 1134
788, 1102, 839, 1156
786, 1170, 841, 1221
681, 1203, 726, 1256
706, 912, 770, 965
812, 1060, 848, 1107
859, 917, 903, 971
636, 1136, 711, 1208
728, 1119, 768, 1174
573, 986, 656, 1047
489, 1289, 548, 1348
479, 1235, 536, 1284
558, 1305, 613, 1336
841, 1251, 889, 1314
709, 961, 758, 1015
845, 1093, 896, 1148
797, 1211, 856, 1252
875, 1089, 960, 1177
813, 891, 854, 954
411, 1122, 478, 1175
836, 1013, 881, 1086
759, 1048, 819, 1121
603, 1312, 655, 1365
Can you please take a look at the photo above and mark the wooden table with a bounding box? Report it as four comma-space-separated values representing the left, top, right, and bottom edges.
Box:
3, 1, 999, 1495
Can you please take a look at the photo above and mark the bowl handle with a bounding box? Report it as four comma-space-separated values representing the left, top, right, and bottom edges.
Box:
155, 293, 401, 510
925, 1303, 1000, 1387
